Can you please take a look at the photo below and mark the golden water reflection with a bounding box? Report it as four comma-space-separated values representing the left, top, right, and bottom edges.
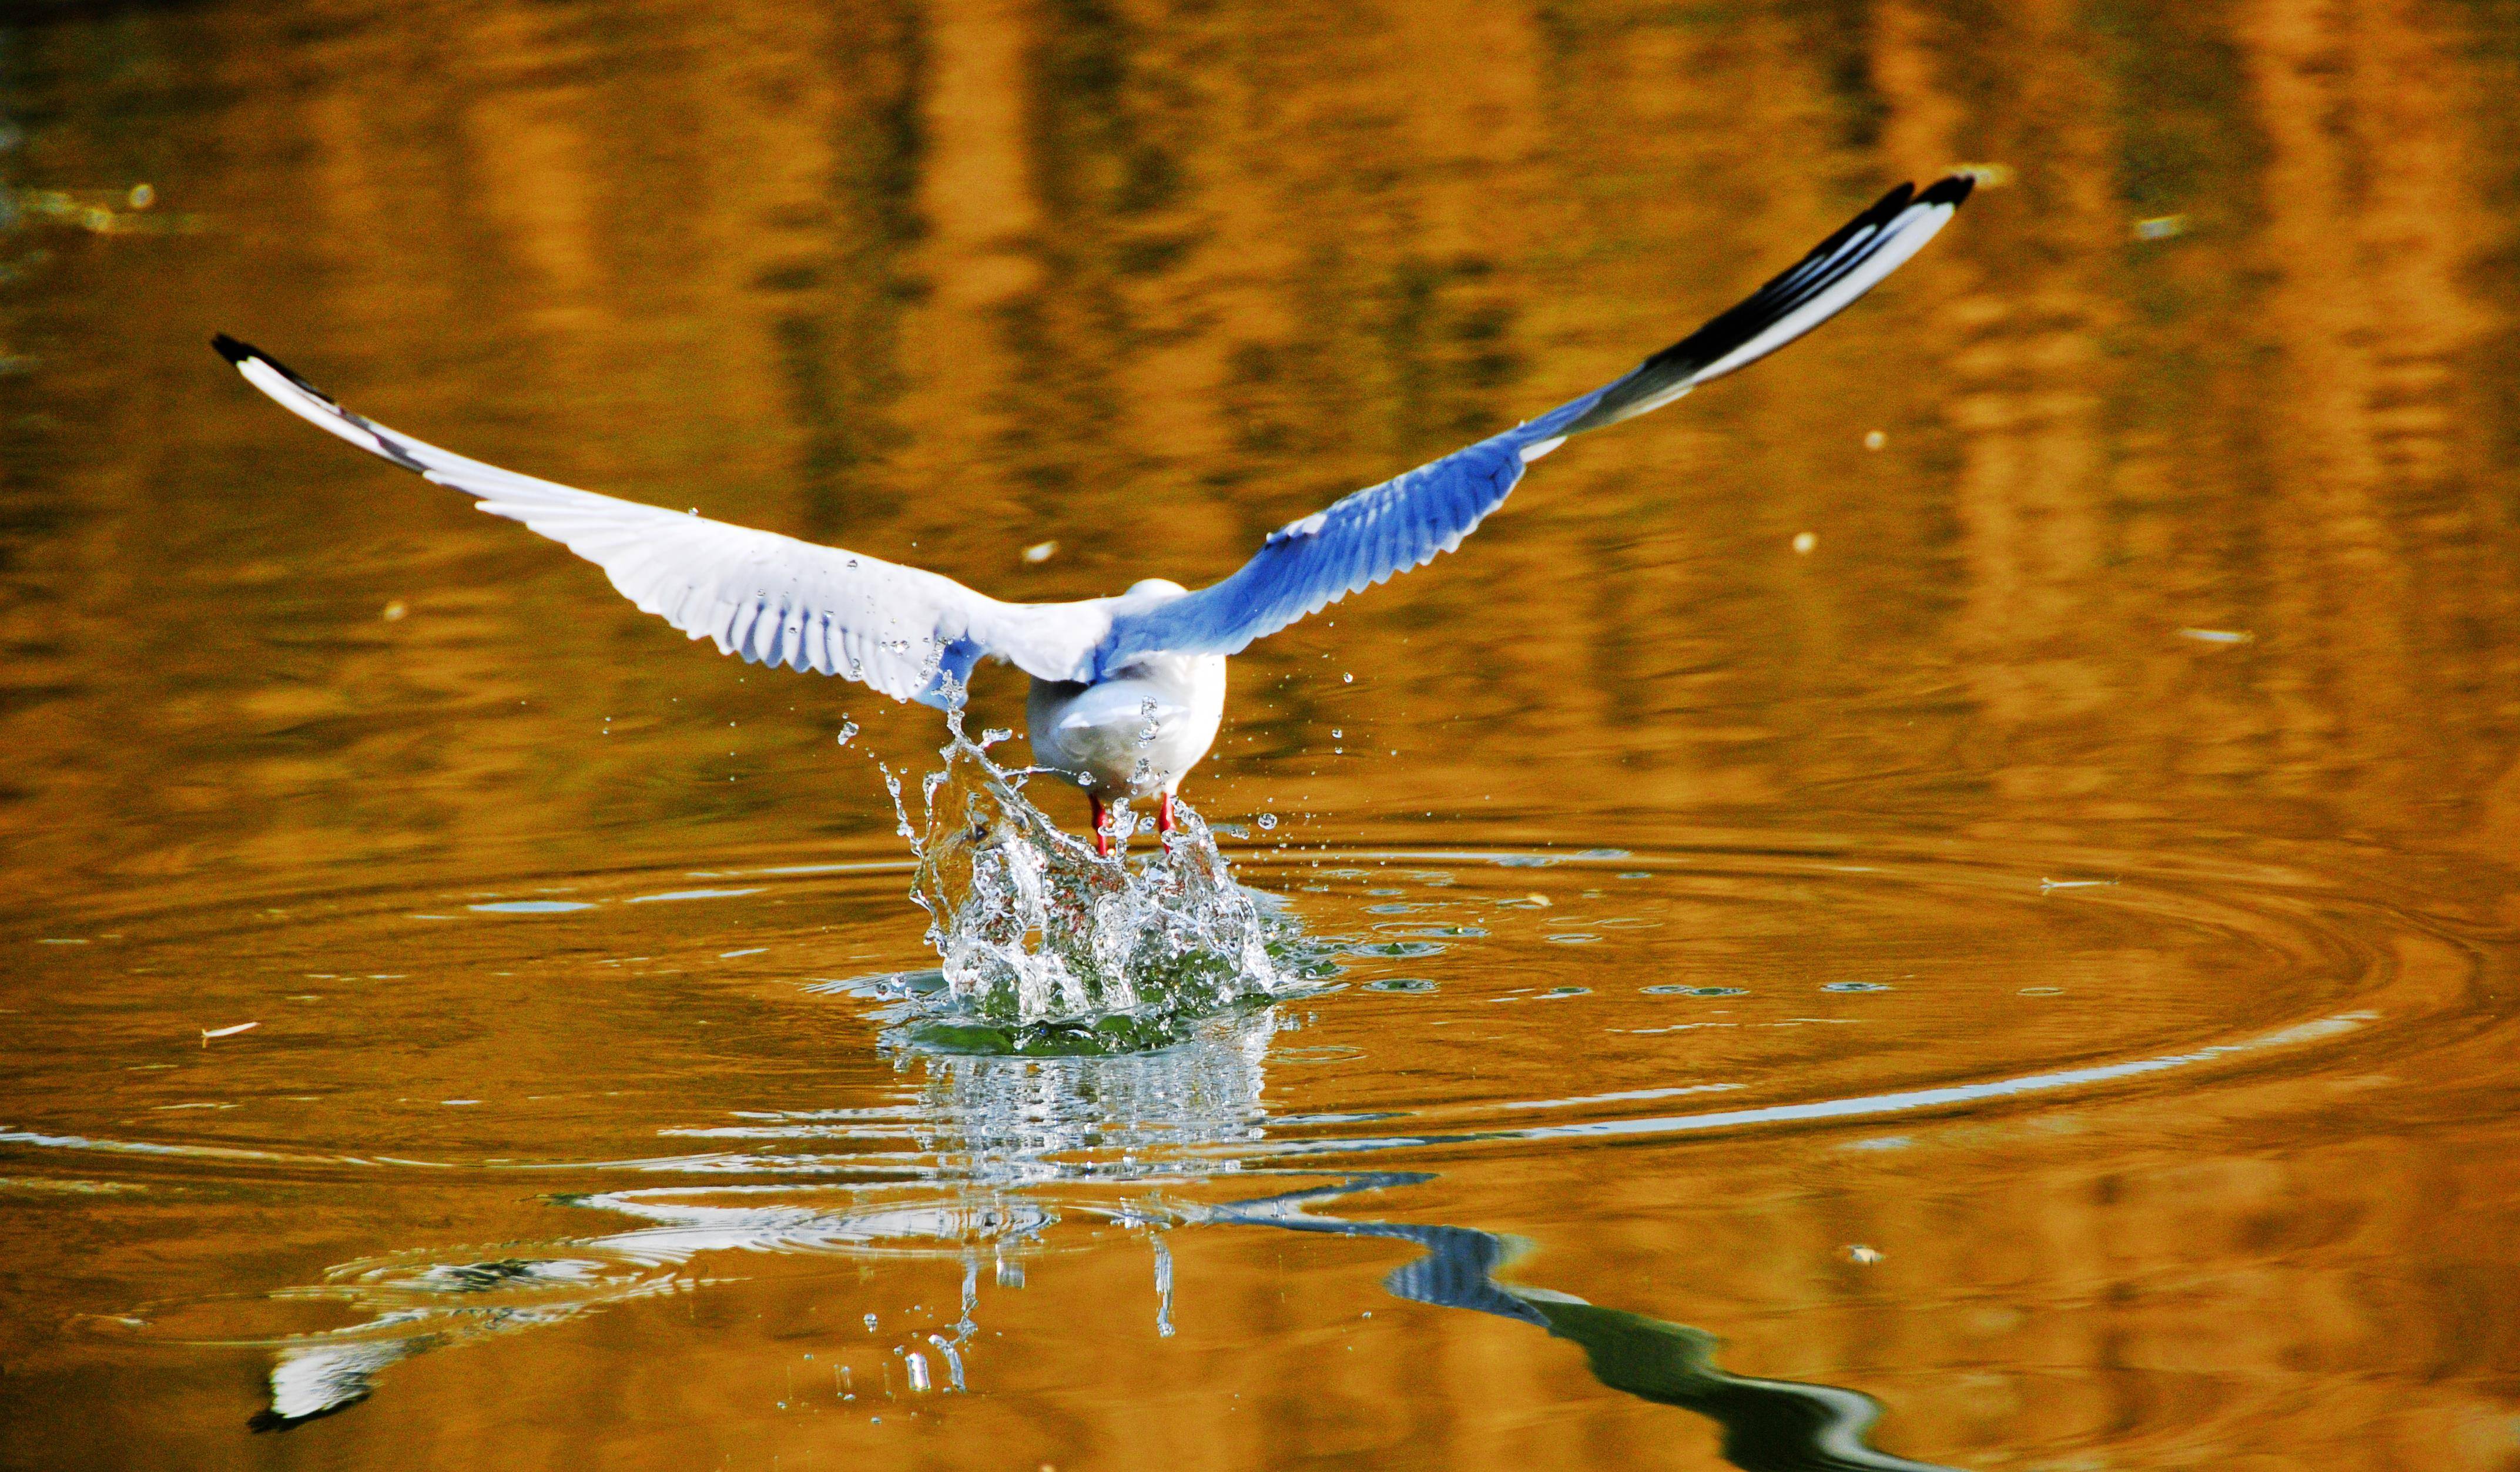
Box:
5, 0, 2520, 1467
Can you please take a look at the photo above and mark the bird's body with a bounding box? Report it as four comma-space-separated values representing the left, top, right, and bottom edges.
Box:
1026, 646, 1227, 802
1027, 631, 1227, 848
215, 176, 1972, 853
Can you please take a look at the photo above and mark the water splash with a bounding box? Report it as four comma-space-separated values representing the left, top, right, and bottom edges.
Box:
889, 712, 1315, 1052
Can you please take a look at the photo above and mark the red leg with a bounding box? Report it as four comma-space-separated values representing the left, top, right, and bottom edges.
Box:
1157, 792, 1176, 841
1089, 794, 1112, 857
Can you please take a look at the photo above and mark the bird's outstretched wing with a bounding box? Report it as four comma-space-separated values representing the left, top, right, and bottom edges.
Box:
212, 336, 1110, 708
1095, 175, 1973, 670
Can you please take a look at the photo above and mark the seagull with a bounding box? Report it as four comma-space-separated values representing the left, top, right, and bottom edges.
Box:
216, 175, 1971, 854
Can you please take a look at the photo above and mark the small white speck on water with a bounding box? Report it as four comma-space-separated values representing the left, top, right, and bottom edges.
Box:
1792, 531, 1818, 555
1863, 430, 1886, 451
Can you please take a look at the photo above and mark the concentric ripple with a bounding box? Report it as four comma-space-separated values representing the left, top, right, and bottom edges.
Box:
9, 826, 2501, 1440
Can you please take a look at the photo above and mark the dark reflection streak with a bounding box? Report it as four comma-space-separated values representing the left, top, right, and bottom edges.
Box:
785, 0, 922, 538
1005, 0, 1144, 512
1209, 1175, 1955, 1472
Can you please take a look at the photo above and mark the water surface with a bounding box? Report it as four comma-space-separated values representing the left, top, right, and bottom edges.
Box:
6, 1, 2520, 1467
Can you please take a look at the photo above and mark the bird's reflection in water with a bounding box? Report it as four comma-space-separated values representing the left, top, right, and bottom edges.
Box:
1210, 1177, 1956, 1472
244, 1008, 1282, 1427
243, 1014, 1952, 1470
906, 1002, 1282, 1186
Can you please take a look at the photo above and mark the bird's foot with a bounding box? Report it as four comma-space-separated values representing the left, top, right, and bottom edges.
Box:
1090, 794, 1115, 858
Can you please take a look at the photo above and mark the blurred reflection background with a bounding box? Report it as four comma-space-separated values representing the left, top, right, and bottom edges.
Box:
5, 0, 2520, 1467
5, 0, 2515, 887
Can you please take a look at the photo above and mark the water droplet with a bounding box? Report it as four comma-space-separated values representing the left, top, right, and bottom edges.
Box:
1258, 813, 1278, 831
1342, 672, 1353, 683
864, 1313, 878, 1331
1331, 729, 1341, 739
847, 557, 859, 568
836, 720, 860, 747
905, 1352, 931, 1393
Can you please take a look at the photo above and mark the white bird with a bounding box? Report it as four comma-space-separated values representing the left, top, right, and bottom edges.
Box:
216, 176, 1971, 854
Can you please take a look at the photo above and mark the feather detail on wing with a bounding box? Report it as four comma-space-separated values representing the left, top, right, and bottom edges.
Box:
211, 336, 1108, 708
1095, 175, 1972, 670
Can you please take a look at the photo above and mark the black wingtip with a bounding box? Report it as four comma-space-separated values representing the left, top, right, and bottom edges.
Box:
209, 334, 337, 405
1919, 173, 1977, 208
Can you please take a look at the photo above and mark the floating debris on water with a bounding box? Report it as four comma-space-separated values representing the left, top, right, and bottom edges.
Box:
8, 185, 202, 235
2178, 627, 2254, 645
1021, 540, 1057, 564
2133, 213, 2189, 241
1863, 430, 1887, 451
381, 600, 407, 621
200, 1021, 258, 1044
2040, 877, 2119, 892
1845, 1244, 1884, 1265
1792, 531, 1818, 555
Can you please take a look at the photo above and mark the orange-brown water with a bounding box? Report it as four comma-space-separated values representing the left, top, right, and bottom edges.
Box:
6, 0, 2520, 1467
